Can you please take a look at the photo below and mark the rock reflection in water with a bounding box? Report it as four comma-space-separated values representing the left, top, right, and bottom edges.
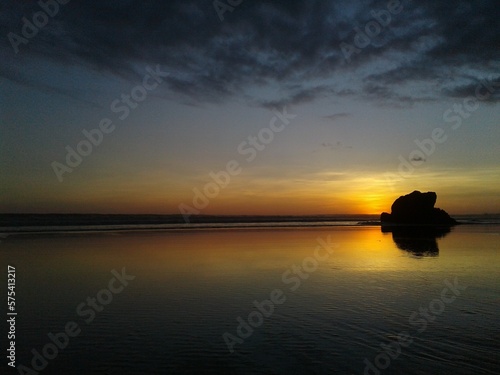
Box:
381, 225, 452, 257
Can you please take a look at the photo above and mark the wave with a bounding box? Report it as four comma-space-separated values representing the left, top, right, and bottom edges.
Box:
0, 214, 499, 235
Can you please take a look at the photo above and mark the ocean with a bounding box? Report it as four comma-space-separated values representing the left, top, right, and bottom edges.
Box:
1, 217, 499, 374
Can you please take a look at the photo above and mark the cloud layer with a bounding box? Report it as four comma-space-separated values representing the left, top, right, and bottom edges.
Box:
1, 0, 499, 106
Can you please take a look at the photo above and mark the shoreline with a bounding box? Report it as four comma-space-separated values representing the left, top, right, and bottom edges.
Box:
1, 219, 498, 238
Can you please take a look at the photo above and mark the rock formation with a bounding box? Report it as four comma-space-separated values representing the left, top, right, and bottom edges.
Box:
380, 191, 457, 226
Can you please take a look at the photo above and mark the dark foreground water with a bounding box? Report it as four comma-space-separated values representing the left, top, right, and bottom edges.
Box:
1, 224, 499, 374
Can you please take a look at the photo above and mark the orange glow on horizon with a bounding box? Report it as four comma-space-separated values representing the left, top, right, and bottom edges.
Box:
3, 167, 499, 215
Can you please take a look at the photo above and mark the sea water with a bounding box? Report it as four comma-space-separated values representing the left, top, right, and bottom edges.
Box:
1, 224, 499, 374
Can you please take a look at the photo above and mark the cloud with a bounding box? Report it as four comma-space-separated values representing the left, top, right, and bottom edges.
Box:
258, 85, 335, 109
360, 81, 436, 108
323, 112, 350, 121
0, 0, 499, 106
318, 141, 352, 151
444, 76, 500, 102
0, 61, 102, 108
410, 156, 426, 162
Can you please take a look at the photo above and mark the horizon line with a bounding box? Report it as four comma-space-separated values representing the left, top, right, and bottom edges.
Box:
1, 213, 499, 217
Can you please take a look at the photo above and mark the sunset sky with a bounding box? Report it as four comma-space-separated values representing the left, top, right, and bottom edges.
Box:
1, 0, 499, 215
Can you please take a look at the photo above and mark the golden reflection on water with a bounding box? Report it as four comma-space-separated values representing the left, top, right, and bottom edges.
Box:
2, 225, 499, 375
2, 225, 498, 288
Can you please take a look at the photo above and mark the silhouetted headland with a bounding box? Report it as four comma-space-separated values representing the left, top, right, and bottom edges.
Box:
380, 191, 458, 226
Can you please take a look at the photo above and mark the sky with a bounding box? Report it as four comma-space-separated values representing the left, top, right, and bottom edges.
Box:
0, 0, 499, 215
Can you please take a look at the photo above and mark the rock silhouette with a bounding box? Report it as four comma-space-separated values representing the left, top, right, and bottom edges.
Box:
380, 191, 457, 226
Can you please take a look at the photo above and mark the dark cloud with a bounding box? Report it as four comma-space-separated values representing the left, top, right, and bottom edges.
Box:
1, 0, 499, 106
362, 1, 500, 103
410, 156, 426, 162
0, 60, 102, 107
444, 76, 500, 102
323, 112, 350, 121
259, 85, 334, 109
319, 141, 351, 151
360, 81, 436, 108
